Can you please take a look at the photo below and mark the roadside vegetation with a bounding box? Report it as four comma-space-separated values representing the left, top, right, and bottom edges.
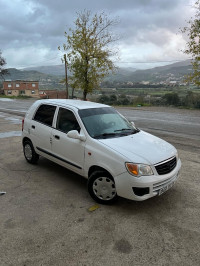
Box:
1, 85, 199, 109
96, 87, 200, 109
0, 94, 31, 99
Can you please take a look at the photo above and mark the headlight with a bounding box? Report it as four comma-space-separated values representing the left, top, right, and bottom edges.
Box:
125, 163, 153, 177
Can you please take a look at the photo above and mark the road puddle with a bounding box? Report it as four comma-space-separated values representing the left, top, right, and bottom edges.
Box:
4, 117, 21, 124
0, 98, 14, 101
0, 131, 21, 138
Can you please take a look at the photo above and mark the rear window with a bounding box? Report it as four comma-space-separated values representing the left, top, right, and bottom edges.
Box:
33, 104, 56, 126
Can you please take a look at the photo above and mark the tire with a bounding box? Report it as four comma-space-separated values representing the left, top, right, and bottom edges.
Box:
88, 171, 118, 204
23, 140, 39, 164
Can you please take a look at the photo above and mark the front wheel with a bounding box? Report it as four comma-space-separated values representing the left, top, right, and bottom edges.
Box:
23, 140, 39, 164
88, 171, 118, 204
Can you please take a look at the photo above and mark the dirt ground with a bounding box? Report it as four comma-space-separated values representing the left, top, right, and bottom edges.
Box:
0, 111, 200, 266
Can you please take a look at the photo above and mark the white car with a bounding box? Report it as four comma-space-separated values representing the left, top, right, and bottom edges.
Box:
22, 99, 181, 204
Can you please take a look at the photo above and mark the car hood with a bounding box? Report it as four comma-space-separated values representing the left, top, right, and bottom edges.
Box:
98, 130, 176, 165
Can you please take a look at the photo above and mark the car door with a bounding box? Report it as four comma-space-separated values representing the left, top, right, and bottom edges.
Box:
30, 104, 57, 155
51, 107, 85, 175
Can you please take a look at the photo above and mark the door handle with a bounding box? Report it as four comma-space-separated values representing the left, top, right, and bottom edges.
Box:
32, 125, 35, 129
54, 135, 60, 140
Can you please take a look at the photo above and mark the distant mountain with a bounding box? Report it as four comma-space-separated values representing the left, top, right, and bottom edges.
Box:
4, 68, 58, 80
4, 59, 193, 89
124, 60, 192, 83
23, 64, 66, 76
23, 64, 137, 78
146, 59, 192, 73
4, 68, 64, 90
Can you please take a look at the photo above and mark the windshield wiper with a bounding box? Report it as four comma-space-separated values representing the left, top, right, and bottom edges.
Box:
114, 128, 132, 132
115, 128, 140, 135
93, 132, 117, 139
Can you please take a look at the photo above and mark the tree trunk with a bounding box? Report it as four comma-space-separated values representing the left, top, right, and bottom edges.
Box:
83, 90, 87, 101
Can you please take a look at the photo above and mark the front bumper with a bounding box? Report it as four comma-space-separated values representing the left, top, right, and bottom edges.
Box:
114, 158, 181, 201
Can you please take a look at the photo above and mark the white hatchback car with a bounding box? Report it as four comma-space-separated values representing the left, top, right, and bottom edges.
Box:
22, 99, 181, 204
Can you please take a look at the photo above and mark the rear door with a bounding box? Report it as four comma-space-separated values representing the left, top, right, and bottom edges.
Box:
51, 107, 85, 175
30, 104, 57, 155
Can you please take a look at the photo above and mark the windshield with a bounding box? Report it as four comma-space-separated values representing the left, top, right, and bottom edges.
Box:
78, 107, 138, 139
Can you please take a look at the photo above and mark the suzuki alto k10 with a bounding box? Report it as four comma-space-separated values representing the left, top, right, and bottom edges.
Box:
22, 99, 181, 204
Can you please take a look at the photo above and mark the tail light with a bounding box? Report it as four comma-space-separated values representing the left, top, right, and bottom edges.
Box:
22, 118, 24, 131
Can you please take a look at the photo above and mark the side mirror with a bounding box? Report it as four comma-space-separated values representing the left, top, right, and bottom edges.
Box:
67, 130, 86, 141
131, 121, 136, 128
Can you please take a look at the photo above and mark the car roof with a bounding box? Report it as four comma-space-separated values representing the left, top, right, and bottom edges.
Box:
36, 99, 109, 110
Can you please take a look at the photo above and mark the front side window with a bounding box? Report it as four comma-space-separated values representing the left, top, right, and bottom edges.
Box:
20, 90, 25, 95
34, 104, 56, 126
8, 84, 12, 88
16, 84, 20, 87
32, 83, 36, 87
8, 90, 12, 94
79, 107, 137, 139
56, 108, 80, 133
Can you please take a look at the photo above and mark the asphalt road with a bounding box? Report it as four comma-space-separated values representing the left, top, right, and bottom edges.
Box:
1, 98, 200, 136
0, 98, 200, 151
0, 99, 200, 265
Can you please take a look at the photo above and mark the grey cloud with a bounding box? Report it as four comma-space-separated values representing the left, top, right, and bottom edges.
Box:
29, 0, 187, 13
0, 0, 193, 68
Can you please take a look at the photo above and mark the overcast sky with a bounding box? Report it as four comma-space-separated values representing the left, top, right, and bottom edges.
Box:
0, 0, 195, 69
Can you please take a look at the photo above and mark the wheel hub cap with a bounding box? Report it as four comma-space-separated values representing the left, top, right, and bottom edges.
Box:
24, 144, 32, 160
93, 176, 116, 200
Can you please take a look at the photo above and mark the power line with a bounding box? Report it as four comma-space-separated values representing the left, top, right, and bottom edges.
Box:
9, 56, 192, 69
115, 59, 192, 64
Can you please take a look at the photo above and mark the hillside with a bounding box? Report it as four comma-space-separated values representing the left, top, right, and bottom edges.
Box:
23, 65, 66, 76
23, 61, 192, 83
3, 68, 64, 90
3, 60, 193, 89
124, 64, 192, 83
110, 60, 192, 83
23, 65, 137, 80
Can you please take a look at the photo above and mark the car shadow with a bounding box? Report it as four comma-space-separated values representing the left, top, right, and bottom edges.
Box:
36, 156, 181, 214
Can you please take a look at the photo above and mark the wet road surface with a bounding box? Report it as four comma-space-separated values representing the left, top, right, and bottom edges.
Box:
0, 98, 200, 144
117, 107, 200, 141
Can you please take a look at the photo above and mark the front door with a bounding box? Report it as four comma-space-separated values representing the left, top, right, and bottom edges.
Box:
51, 107, 85, 175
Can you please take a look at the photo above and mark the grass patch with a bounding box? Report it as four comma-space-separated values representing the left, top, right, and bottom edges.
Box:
0, 95, 32, 99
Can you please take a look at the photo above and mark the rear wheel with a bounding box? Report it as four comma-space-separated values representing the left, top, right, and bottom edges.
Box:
23, 140, 39, 164
88, 171, 118, 204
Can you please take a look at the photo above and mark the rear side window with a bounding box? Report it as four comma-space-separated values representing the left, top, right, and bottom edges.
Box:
33, 104, 56, 126
56, 108, 80, 133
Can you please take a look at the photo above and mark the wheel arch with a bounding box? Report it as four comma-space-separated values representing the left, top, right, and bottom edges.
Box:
22, 137, 32, 145
88, 165, 113, 179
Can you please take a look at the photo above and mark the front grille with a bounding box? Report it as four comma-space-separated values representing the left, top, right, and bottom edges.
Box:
153, 174, 178, 192
155, 156, 177, 175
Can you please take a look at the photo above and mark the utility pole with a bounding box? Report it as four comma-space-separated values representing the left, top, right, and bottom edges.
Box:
64, 54, 68, 99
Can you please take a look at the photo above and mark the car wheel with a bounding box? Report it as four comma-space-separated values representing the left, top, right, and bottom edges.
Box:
23, 140, 39, 164
88, 171, 118, 204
